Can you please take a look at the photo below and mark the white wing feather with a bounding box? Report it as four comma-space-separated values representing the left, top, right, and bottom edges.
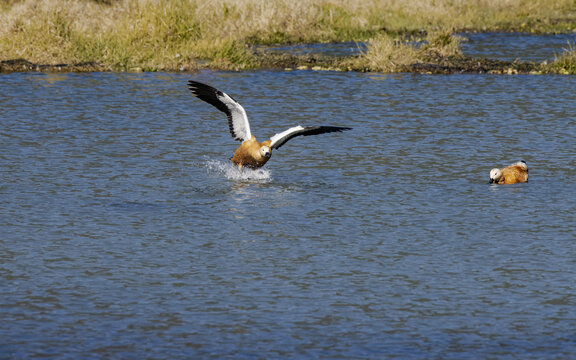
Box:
217, 91, 251, 141
188, 80, 252, 142
269, 125, 352, 149
269, 126, 305, 148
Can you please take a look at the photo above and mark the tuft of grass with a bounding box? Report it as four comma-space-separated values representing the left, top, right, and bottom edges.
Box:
545, 42, 576, 74
421, 30, 463, 59
351, 33, 419, 72
350, 29, 464, 72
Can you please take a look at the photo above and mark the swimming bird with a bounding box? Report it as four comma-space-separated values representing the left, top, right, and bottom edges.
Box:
489, 160, 529, 184
188, 80, 351, 170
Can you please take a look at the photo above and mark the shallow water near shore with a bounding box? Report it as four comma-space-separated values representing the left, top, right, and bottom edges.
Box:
461, 32, 576, 62
262, 32, 576, 64
1, 70, 576, 359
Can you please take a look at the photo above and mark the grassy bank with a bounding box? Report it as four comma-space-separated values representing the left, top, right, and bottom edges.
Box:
1, 0, 576, 73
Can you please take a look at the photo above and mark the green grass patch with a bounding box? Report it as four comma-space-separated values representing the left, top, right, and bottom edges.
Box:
546, 42, 576, 74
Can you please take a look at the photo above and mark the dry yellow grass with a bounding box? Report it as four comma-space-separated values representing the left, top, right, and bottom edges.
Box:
1, 0, 575, 71
350, 30, 463, 72
355, 34, 420, 72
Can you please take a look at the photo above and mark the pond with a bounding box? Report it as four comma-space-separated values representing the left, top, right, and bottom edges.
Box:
1, 70, 576, 359
263, 32, 576, 63
461, 32, 576, 62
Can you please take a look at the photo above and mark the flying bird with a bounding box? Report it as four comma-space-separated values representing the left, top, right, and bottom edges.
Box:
188, 80, 351, 170
489, 160, 529, 184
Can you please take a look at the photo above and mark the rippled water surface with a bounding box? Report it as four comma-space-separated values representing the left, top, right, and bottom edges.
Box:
2, 71, 576, 359
263, 33, 576, 63
461, 32, 576, 62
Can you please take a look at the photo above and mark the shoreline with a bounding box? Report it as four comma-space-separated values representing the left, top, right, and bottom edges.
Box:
2, 0, 575, 75
0, 48, 556, 75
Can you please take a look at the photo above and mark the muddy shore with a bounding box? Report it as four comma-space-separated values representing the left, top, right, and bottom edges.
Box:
0, 51, 543, 74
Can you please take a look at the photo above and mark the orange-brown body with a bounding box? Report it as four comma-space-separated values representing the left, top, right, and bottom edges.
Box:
490, 162, 529, 184
231, 136, 272, 169
494, 166, 528, 184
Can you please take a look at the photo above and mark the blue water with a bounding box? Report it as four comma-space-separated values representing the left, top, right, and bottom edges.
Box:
262, 32, 576, 63
461, 32, 576, 62
1, 71, 576, 359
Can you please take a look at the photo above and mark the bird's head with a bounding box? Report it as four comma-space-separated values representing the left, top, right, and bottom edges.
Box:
489, 168, 502, 184
259, 145, 271, 159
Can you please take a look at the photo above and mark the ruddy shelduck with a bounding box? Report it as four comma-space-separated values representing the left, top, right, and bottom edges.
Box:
489, 160, 529, 184
188, 80, 351, 170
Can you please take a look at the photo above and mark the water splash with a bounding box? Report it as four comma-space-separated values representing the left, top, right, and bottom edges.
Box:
204, 159, 272, 182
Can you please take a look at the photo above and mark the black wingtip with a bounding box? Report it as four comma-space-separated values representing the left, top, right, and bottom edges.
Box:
187, 80, 205, 87
317, 126, 352, 133
187, 80, 198, 89
187, 80, 211, 95
302, 125, 352, 136
186, 80, 228, 111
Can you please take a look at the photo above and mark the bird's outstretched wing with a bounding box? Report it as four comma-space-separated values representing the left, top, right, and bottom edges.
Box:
188, 80, 252, 142
269, 126, 352, 150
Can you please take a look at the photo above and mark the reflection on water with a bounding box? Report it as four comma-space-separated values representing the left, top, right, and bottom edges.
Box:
1, 70, 576, 359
